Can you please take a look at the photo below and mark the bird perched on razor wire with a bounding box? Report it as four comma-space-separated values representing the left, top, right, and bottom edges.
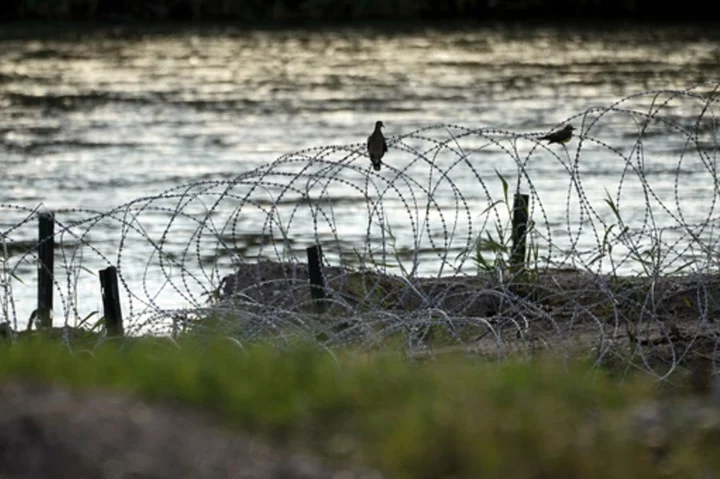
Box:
540, 124, 575, 145
367, 120, 388, 171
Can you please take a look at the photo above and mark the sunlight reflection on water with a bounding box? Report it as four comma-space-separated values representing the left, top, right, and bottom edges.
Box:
1, 23, 719, 328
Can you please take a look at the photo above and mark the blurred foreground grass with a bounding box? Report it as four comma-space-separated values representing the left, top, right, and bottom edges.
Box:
1, 337, 719, 478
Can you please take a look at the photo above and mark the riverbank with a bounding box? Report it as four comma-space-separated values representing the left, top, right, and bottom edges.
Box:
2, 338, 720, 477
206, 261, 720, 373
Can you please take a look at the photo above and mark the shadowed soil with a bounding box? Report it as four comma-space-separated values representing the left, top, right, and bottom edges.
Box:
216, 262, 720, 322
0, 381, 380, 479
213, 262, 720, 356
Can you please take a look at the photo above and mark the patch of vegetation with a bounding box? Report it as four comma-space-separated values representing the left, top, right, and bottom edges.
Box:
2, 337, 720, 477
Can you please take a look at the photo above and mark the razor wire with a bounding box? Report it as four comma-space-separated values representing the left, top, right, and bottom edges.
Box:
1, 81, 720, 378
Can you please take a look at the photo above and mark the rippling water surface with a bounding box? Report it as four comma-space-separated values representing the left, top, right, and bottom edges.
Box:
1, 23, 719, 328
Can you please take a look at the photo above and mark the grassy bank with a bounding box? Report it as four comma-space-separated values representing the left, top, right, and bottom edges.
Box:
2, 337, 719, 477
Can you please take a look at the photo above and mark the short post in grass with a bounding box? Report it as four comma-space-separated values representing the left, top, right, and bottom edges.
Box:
510, 194, 529, 273
306, 244, 327, 314
37, 211, 55, 328
99, 266, 124, 337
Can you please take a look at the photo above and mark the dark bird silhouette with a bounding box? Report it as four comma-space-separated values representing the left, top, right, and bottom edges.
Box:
367, 121, 387, 171
540, 124, 575, 144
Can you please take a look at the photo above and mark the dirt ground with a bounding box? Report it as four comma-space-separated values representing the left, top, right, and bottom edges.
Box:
215, 261, 720, 323
212, 262, 720, 366
0, 381, 381, 479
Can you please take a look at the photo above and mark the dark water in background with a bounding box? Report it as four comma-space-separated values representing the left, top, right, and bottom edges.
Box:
1, 23, 719, 329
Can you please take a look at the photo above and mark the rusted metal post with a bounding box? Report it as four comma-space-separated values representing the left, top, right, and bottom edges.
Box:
99, 266, 124, 337
37, 212, 54, 328
511, 194, 529, 271
306, 245, 327, 314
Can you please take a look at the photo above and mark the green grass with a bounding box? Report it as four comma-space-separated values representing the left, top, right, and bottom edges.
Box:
1, 337, 719, 478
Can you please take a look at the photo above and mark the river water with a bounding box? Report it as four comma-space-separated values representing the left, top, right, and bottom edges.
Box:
1, 23, 719, 331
